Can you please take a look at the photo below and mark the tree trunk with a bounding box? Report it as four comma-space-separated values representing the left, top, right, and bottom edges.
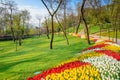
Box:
18, 15, 22, 46
22, 20, 25, 37
81, 0, 90, 44
18, 34, 22, 46
50, 16, 54, 49
62, 30, 69, 45
16, 39, 18, 51
11, 27, 15, 42
99, 24, 102, 38
39, 19, 41, 37
45, 17, 50, 39
108, 26, 110, 40
10, 19, 15, 42
10, 8, 15, 42
55, 15, 69, 45
38, 29, 41, 37
63, 0, 69, 45
112, 25, 115, 42
83, 18, 90, 44
75, 16, 81, 34
64, 0, 66, 31
115, 21, 118, 43
41, 0, 62, 49
64, 31, 69, 45
115, 13, 118, 43
46, 26, 50, 39
115, 26, 118, 43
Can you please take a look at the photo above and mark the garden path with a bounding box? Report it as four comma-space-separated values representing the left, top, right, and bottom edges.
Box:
90, 34, 120, 45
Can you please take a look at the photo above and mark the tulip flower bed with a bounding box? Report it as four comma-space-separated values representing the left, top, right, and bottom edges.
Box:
27, 33, 120, 80
28, 61, 102, 80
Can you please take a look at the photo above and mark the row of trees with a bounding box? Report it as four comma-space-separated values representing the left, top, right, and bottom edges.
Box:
0, 0, 35, 50
0, 0, 31, 44
0, 0, 120, 50
41, 0, 120, 49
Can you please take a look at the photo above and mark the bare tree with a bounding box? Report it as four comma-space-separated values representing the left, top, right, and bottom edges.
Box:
36, 16, 41, 37
50, 1, 69, 45
75, 2, 82, 34
60, 0, 69, 45
41, 0, 62, 49
11, 11, 23, 50
55, 14, 69, 45
21, 9, 30, 36
7, 0, 17, 42
114, 1, 120, 43
0, 0, 8, 35
81, 0, 90, 44
63, 0, 67, 31
17, 14, 22, 46
45, 17, 50, 39
0, 6, 4, 35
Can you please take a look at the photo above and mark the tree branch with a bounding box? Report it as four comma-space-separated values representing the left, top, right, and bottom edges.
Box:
41, 0, 52, 16
53, 0, 62, 15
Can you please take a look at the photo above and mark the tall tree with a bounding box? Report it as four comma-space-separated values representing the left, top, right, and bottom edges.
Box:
0, 0, 8, 35
21, 9, 30, 36
36, 16, 41, 37
13, 12, 22, 47
87, 0, 102, 38
41, 0, 62, 49
0, 6, 4, 35
51, 2, 69, 45
81, 0, 90, 44
63, 0, 67, 31
112, 0, 120, 43
45, 17, 50, 39
75, 2, 82, 34
59, 0, 69, 45
7, 0, 17, 42
55, 14, 69, 45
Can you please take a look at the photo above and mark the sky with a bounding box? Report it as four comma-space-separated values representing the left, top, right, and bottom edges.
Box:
12, 0, 49, 27
12, 0, 82, 27
11, 0, 110, 27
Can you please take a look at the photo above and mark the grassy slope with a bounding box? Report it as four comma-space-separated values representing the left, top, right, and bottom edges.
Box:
67, 24, 84, 33
0, 34, 90, 80
67, 24, 100, 34
100, 31, 120, 39
90, 25, 100, 34
89, 25, 120, 39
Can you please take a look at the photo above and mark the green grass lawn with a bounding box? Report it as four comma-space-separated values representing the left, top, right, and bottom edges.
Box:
90, 25, 100, 34
100, 31, 120, 39
95, 31, 120, 39
67, 24, 100, 34
0, 34, 90, 80
67, 24, 84, 33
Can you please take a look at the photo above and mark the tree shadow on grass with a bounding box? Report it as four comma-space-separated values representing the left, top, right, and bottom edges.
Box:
7, 70, 35, 80
0, 56, 41, 72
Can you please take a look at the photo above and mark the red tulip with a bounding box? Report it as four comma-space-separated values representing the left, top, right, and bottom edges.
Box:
95, 50, 120, 60
85, 44, 109, 50
27, 61, 90, 80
